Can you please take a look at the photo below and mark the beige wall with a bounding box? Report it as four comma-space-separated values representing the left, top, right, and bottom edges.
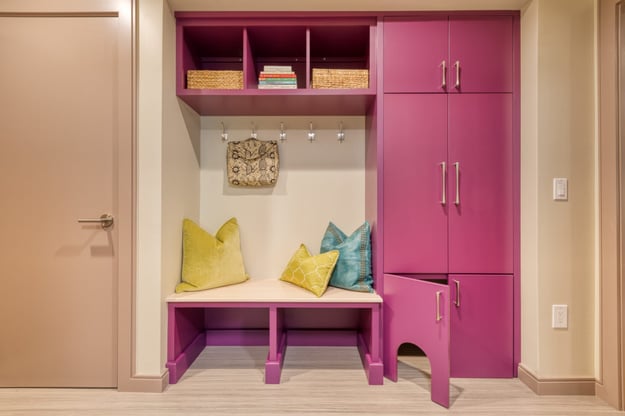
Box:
136, 0, 200, 376
135, 0, 602, 385
199, 117, 365, 280
520, 0, 596, 379
136, 0, 165, 376
160, 1, 201, 371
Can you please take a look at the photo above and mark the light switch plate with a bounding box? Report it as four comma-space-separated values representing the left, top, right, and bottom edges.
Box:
553, 178, 568, 201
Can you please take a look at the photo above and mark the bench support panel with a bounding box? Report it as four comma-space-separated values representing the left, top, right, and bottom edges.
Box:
167, 301, 383, 385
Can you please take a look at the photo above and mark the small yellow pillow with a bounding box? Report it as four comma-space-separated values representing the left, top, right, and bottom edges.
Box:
176, 218, 249, 293
280, 244, 339, 297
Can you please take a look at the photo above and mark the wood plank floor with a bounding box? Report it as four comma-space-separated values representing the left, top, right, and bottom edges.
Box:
0, 346, 622, 415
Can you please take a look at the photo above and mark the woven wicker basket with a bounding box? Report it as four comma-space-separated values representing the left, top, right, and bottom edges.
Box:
187, 70, 243, 90
312, 68, 369, 89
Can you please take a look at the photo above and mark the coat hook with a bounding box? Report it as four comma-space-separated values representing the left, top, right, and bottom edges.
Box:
308, 122, 315, 143
337, 121, 345, 143
251, 122, 257, 139
279, 122, 287, 142
221, 121, 228, 142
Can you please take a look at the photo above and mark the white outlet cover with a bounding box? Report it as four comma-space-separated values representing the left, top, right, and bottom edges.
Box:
552, 304, 568, 329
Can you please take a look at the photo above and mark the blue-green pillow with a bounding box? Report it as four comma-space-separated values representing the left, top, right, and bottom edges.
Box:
320, 221, 373, 292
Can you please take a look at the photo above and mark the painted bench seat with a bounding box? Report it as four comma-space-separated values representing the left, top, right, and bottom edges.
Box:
166, 279, 383, 385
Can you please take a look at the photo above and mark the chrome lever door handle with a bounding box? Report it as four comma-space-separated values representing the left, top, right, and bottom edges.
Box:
454, 162, 460, 205
436, 291, 442, 322
78, 213, 114, 230
440, 161, 447, 205
440, 60, 447, 89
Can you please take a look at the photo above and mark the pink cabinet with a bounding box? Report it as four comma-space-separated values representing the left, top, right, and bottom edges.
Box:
383, 93, 513, 275
383, 15, 513, 93
449, 275, 514, 377
381, 13, 518, 382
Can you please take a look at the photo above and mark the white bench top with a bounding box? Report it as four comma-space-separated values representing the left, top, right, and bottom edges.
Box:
167, 279, 382, 304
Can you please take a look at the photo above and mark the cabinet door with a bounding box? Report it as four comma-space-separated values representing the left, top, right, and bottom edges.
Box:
383, 274, 450, 407
383, 18, 448, 93
449, 275, 513, 377
383, 94, 448, 273
448, 94, 513, 274
449, 16, 513, 93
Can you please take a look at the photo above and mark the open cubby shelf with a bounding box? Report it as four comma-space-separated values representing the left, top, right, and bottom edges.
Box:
176, 15, 377, 115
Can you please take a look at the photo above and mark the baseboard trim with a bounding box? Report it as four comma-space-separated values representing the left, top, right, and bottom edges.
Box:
118, 370, 169, 393
518, 364, 595, 396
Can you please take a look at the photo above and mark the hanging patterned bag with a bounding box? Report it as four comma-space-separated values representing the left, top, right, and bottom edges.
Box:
226, 138, 279, 187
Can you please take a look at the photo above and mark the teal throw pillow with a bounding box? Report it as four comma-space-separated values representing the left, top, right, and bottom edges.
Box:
320, 221, 373, 292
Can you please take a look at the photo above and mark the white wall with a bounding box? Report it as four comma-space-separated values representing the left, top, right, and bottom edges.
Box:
199, 117, 366, 280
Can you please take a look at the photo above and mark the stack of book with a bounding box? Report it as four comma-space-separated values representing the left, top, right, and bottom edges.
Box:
258, 65, 297, 89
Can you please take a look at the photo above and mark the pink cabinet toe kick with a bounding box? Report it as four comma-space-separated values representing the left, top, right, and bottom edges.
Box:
166, 301, 383, 386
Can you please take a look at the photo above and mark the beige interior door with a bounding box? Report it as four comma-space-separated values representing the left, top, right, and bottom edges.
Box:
0, 10, 128, 387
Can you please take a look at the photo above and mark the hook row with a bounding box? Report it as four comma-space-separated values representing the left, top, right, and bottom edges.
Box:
220, 121, 347, 143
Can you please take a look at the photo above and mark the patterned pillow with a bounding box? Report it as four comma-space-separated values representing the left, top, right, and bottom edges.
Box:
320, 221, 373, 292
176, 218, 249, 293
280, 244, 339, 297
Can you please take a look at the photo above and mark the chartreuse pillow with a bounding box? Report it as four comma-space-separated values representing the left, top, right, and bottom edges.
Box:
280, 244, 339, 297
320, 221, 373, 292
176, 218, 249, 293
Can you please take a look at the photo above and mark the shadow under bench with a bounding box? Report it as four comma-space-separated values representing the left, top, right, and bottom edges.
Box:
166, 279, 383, 385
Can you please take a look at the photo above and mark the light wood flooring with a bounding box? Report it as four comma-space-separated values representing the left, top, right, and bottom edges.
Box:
0, 346, 623, 415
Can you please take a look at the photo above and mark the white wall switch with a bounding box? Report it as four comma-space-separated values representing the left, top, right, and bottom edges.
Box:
552, 304, 568, 329
553, 178, 568, 201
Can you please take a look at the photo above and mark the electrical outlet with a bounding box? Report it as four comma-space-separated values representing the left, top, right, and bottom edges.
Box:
553, 178, 568, 200
552, 304, 568, 329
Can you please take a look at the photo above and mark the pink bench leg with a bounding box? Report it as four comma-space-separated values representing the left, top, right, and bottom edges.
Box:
265, 306, 285, 384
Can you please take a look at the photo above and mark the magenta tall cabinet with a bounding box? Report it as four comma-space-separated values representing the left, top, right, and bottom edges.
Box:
379, 12, 519, 388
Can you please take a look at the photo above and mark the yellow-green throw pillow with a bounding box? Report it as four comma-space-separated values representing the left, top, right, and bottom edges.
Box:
176, 218, 249, 293
279, 244, 339, 297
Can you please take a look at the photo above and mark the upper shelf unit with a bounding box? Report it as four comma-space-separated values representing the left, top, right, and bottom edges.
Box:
176, 14, 377, 115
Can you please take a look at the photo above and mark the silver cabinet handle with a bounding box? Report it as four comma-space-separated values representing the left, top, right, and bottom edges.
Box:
440, 60, 447, 89
436, 291, 442, 322
454, 279, 460, 307
454, 162, 460, 205
454, 60, 460, 89
78, 213, 114, 230
440, 161, 447, 205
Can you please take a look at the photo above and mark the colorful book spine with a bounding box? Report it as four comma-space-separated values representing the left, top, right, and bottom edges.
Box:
263, 65, 292, 72
258, 84, 297, 89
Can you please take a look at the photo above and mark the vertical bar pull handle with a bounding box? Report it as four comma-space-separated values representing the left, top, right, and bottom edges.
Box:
454, 60, 461, 89
440, 60, 447, 89
440, 162, 447, 205
454, 162, 460, 205
454, 279, 460, 307
436, 291, 442, 322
